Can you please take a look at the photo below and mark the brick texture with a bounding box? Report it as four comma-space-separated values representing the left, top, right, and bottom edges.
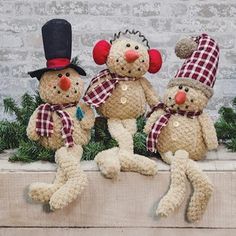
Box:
0, 0, 235, 120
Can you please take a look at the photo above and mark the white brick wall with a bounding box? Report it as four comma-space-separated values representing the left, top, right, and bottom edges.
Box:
0, 0, 236, 120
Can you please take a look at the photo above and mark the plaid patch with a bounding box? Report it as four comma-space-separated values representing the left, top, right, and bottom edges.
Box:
146, 103, 202, 153
83, 69, 137, 107
36, 103, 76, 148
175, 33, 219, 88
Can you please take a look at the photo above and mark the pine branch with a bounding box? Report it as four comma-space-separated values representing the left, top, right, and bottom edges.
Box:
3, 97, 22, 120
0, 120, 21, 150
215, 97, 236, 152
9, 140, 55, 163
82, 141, 106, 161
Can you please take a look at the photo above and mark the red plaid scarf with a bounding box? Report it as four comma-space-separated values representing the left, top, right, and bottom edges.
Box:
83, 69, 137, 107
36, 103, 76, 148
146, 103, 202, 153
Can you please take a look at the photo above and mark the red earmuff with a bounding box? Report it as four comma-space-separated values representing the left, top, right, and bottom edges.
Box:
148, 49, 162, 74
92, 40, 111, 65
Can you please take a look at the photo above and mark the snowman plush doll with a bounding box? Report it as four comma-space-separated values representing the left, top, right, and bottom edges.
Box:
145, 33, 219, 222
83, 30, 162, 179
27, 19, 95, 210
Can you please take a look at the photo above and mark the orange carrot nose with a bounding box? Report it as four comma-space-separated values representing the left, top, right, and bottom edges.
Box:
175, 91, 186, 104
125, 50, 140, 63
59, 76, 71, 91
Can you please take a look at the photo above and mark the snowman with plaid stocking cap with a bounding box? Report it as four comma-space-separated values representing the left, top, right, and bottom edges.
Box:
145, 33, 219, 222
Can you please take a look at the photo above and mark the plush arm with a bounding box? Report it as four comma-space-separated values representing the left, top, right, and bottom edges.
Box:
140, 77, 159, 108
144, 109, 165, 134
79, 103, 95, 130
26, 108, 40, 141
198, 112, 218, 150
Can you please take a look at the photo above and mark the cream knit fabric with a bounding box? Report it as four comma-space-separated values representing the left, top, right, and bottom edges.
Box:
88, 38, 159, 178
27, 69, 95, 210
145, 84, 218, 222
157, 150, 213, 222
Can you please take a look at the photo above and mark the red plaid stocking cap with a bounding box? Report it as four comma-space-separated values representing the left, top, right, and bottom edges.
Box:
168, 33, 219, 98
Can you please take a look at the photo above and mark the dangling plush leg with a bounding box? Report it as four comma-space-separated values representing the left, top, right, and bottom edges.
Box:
28, 167, 66, 203
122, 118, 137, 136
95, 147, 120, 179
157, 150, 188, 217
49, 145, 88, 211
94, 118, 131, 180
185, 159, 213, 222
108, 118, 157, 176
108, 119, 133, 153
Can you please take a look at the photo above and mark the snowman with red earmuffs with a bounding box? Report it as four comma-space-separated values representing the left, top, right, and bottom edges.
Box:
83, 30, 162, 179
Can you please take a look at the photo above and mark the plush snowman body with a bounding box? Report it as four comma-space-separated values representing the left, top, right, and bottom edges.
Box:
27, 18, 94, 211
27, 67, 94, 211
84, 31, 162, 179
145, 34, 219, 223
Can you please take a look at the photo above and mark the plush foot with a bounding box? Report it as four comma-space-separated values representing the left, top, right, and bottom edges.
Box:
49, 168, 88, 211
119, 151, 158, 176
186, 160, 213, 222
28, 167, 66, 203
29, 182, 61, 203
133, 154, 158, 176
160, 151, 174, 165
95, 147, 120, 179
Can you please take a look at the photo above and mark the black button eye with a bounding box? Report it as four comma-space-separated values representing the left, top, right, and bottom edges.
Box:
76, 82, 79, 85
53, 86, 56, 89
179, 85, 183, 89
66, 72, 70, 77
58, 74, 62, 78
142, 60, 145, 63
135, 46, 139, 50
191, 99, 194, 103
126, 43, 131, 47
116, 59, 119, 62
185, 87, 189, 92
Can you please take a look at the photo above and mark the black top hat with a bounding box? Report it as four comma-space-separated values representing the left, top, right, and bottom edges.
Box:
28, 19, 86, 80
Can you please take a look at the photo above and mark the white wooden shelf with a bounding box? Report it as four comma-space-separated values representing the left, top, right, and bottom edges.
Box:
0, 146, 235, 236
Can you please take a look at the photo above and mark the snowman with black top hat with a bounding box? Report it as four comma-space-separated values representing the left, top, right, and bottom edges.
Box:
27, 19, 95, 210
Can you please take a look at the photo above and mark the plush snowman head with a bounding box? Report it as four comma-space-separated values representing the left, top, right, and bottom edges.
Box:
39, 67, 84, 104
164, 34, 220, 112
92, 30, 162, 78
163, 85, 209, 112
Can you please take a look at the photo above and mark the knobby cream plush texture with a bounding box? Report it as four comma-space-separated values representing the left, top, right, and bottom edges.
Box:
145, 36, 218, 222
27, 68, 95, 210
145, 87, 217, 222
88, 36, 160, 178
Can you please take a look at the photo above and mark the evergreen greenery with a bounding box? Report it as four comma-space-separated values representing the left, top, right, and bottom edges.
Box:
215, 97, 236, 152
0, 93, 157, 162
